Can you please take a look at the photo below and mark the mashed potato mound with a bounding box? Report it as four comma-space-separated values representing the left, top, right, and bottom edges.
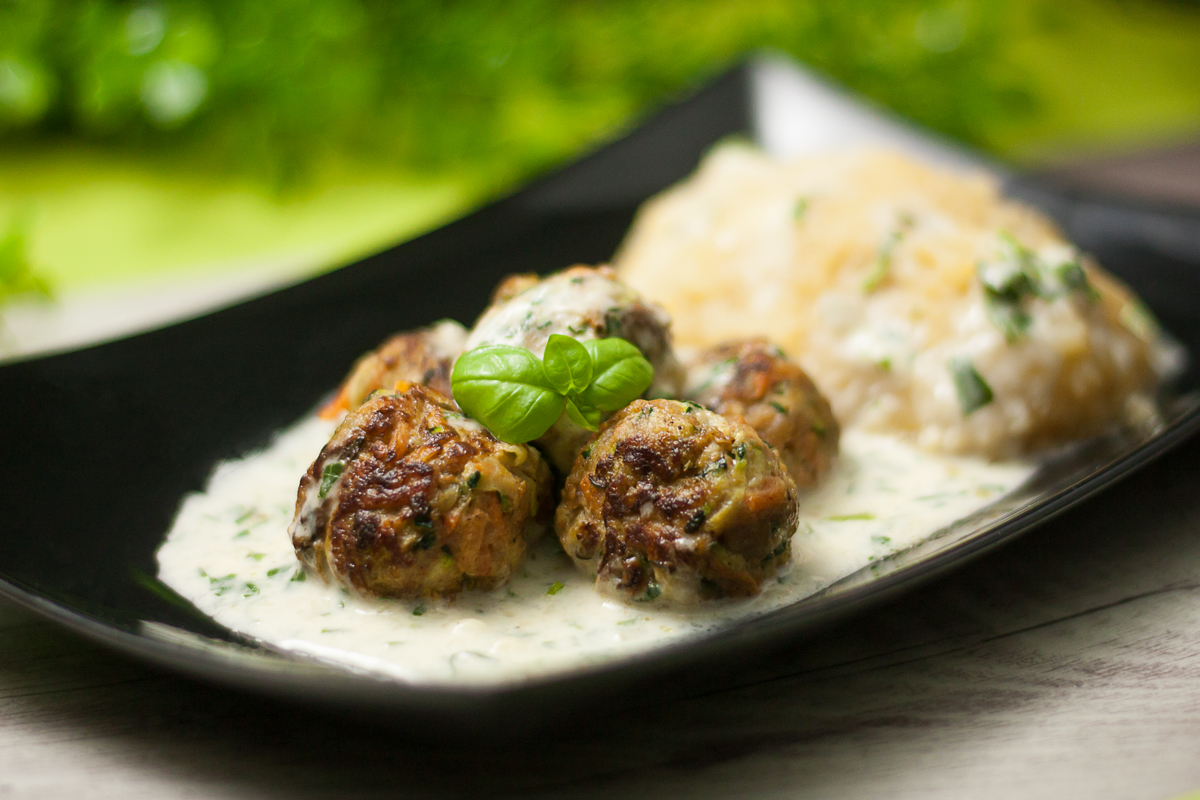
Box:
614, 144, 1176, 458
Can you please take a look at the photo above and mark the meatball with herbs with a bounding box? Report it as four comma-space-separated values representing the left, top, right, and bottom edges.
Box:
685, 339, 839, 488
556, 399, 799, 603
464, 265, 684, 473
323, 319, 467, 416
292, 382, 554, 599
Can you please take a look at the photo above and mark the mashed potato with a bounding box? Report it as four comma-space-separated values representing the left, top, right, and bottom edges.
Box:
614, 144, 1177, 458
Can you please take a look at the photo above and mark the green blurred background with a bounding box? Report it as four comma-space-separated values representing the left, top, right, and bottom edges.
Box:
1, 0, 1199, 311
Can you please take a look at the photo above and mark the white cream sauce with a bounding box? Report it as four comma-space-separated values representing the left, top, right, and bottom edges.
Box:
157, 415, 1030, 685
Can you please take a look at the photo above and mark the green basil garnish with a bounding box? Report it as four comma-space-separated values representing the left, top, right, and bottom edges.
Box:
542, 334, 593, 395
564, 396, 602, 432
452, 335, 654, 444
578, 338, 654, 412
450, 344, 565, 444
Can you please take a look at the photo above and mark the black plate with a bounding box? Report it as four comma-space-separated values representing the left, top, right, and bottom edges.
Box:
2, 60, 1199, 729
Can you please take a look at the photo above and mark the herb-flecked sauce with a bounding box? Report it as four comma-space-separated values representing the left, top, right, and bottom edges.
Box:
156, 414, 1031, 685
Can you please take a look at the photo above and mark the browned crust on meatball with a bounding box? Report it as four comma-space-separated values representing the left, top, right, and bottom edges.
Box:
556, 399, 799, 602
292, 384, 554, 598
323, 323, 466, 418
686, 338, 839, 488
490, 273, 541, 305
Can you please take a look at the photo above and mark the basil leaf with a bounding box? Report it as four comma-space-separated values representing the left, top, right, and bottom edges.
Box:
947, 357, 994, 416
542, 333, 593, 394
578, 338, 654, 411
564, 396, 601, 431
451, 345, 565, 443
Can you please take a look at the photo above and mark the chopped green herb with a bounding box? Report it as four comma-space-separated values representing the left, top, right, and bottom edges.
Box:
233, 529, 250, 539
685, 509, 707, 533
762, 539, 789, 562
871, 535, 892, 545
948, 357, 994, 415
603, 309, 624, 335
546, 581, 565, 596
413, 512, 435, 530
1119, 299, 1158, 342
247, 552, 266, 561
863, 229, 904, 292
428, 425, 444, 434
734, 442, 747, 460
1055, 260, 1087, 291
496, 492, 513, 514
828, 512, 876, 521
984, 262, 1026, 302
466, 470, 481, 489
414, 529, 437, 550
242, 583, 259, 596
290, 568, 307, 582
862, 258, 890, 292
769, 401, 788, 414
810, 419, 827, 437
318, 461, 344, 498
266, 567, 286, 577
639, 582, 662, 601
617, 617, 639, 626
581, 447, 591, 460
234, 509, 255, 524
984, 296, 1031, 343
792, 197, 809, 221
412, 604, 427, 616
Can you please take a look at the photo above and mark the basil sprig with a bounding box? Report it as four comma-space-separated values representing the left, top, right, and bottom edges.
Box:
451, 334, 653, 443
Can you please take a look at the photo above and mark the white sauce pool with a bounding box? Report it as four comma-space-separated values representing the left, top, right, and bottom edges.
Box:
157, 415, 1031, 685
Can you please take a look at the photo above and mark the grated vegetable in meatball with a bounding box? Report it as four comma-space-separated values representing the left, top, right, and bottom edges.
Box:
292, 383, 554, 598
556, 399, 799, 603
323, 320, 467, 417
685, 338, 839, 488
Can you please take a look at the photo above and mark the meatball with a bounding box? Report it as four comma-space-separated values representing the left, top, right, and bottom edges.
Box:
685, 339, 839, 488
322, 320, 467, 416
291, 383, 554, 599
556, 399, 799, 603
465, 265, 684, 472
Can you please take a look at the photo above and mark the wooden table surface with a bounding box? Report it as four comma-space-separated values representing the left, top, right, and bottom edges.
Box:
5, 149, 1200, 799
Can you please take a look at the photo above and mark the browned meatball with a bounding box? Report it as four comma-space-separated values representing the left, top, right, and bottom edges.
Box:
323, 320, 467, 417
291, 383, 554, 599
465, 265, 684, 472
489, 273, 541, 305
556, 399, 799, 603
685, 339, 839, 488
